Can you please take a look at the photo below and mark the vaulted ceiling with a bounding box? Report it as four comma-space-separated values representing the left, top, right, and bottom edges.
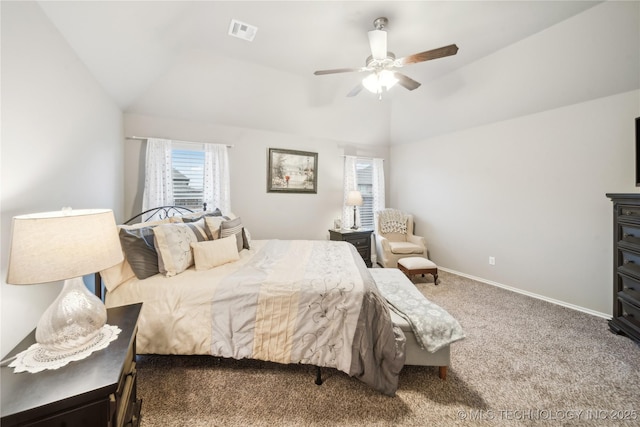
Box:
36, 1, 622, 144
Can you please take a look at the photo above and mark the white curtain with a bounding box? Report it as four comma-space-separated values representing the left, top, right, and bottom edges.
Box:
342, 156, 359, 229
142, 138, 173, 219
203, 143, 231, 215
372, 157, 386, 217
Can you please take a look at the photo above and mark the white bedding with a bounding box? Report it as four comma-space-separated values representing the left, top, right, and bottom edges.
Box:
106, 239, 406, 395
106, 240, 269, 355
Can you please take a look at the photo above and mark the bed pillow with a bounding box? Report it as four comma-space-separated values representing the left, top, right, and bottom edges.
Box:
118, 226, 161, 279
180, 209, 223, 239
99, 252, 135, 291
154, 219, 208, 277
170, 208, 223, 223
100, 218, 173, 285
191, 235, 239, 271
219, 217, 250, 252
204, 216, 228, 239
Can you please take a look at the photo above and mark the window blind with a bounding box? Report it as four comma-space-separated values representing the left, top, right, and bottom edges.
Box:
356, 158, 374, 229
172, 148, 205, 209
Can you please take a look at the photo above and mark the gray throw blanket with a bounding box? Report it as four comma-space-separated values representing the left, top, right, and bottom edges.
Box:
370, 268, 465, 352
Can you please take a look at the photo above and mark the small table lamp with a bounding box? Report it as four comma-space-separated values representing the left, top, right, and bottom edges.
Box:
346, 190, 363, 230
6, 209, 123, 357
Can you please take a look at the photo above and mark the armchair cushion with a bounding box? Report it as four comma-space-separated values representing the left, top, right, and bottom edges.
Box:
389, 241, 425, 255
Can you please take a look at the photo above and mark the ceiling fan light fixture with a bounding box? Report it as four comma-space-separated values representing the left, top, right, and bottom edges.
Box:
312, 16, 458, 99
362, 70, 398, 94
380, 70, 398, 89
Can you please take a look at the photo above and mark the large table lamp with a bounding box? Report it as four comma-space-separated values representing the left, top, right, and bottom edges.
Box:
6, 209, 123, 363
346, 190, 363, 230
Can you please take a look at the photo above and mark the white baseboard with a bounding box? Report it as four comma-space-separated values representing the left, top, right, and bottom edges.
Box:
439, 267, 611, 320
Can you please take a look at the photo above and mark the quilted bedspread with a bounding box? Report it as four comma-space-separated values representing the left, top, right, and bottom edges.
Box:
106, 239, 406, 395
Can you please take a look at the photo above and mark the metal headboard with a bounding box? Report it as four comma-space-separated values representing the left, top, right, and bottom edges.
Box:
123, 203, 208, 224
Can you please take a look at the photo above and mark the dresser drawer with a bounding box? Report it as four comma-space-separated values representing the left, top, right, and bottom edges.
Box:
619, 297, 640, 320
620, 224, 640, 248
619, 272, 640, 293
619, 205, 640, 225
618, 249, 640, 279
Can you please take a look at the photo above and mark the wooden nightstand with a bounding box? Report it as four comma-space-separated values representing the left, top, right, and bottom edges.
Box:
329, 229, 373, 267
1, 303, 142, 427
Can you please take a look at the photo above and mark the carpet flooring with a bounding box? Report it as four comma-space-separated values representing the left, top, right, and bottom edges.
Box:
135, 270, 640, 426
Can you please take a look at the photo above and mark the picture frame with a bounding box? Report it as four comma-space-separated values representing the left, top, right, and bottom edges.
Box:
267, 148, 318, 194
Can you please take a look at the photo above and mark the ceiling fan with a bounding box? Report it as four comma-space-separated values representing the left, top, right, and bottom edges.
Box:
313, 17, 458, 99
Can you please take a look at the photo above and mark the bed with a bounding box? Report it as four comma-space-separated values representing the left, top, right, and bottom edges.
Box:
100, 207, 464, 396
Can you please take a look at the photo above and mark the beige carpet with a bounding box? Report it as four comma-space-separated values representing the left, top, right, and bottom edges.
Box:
136, 270, 640, 426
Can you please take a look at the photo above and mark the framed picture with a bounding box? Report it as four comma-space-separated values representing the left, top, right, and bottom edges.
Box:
267, 148, 318, 193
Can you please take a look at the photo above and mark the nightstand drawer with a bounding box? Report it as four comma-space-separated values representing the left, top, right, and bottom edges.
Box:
345, 235, 369, 248
328, 229, 373, 267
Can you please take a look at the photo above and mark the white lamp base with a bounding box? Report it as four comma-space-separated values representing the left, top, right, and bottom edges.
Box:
35, 276, 107, 351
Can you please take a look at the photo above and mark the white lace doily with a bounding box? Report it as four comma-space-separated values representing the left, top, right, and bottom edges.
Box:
9, 324, 121, 373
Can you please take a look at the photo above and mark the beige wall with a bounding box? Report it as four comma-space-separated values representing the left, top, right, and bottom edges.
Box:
0, 2, 124, 357
390, 90, 638, 316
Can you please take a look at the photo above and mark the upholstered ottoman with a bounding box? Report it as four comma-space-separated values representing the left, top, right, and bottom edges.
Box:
397, 257, 439, 285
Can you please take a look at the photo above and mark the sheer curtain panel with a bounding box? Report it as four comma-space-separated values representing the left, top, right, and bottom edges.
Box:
372, 158, 386, 215
142, 138, 174, 219
203, 143, 231, 215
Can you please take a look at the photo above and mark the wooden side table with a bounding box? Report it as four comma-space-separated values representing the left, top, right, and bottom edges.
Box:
329, 229, 373, 267
1, 303, 142, 427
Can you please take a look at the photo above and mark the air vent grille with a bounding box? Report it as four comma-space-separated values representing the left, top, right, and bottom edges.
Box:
228, 19, 257, 42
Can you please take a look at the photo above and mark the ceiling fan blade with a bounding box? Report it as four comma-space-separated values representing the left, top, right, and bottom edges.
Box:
397, 44, 459, 66
347, 83, 364, 97
368, 29, 387, 60
394, 73, 421, 91
314, 67, 367, 75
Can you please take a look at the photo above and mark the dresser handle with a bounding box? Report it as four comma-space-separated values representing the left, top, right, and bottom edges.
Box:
624, 259, 634, 264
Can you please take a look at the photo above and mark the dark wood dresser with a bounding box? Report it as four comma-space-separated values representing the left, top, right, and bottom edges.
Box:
1, 303, 142, 427
607, 194, 640, 344
329, 229, 373, 267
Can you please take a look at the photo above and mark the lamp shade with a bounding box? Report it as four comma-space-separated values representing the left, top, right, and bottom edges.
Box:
346, 191, 364, 207
7, 209, 123, 285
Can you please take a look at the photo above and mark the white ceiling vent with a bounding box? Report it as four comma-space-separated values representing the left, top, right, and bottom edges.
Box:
228, 19, 257, 42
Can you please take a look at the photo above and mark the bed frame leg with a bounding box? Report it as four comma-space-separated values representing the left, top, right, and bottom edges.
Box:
439, 366, 447, 380
315, 366, 323, 385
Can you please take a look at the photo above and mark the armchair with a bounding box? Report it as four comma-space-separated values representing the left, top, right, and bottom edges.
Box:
375, 211, 428, 268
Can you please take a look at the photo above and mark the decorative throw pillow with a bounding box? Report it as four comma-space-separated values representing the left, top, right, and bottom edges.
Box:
180, 209, 224, 239
191, 235, 240, 271
153, 219, 208, 277
204, 216, 229, 240
118, 226, 161, 279
219, 217, 250, 252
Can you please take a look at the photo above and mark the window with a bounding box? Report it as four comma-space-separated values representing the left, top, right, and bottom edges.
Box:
172, 146, 205, 210
356, 158, 374, 229
143, 139, 230, 217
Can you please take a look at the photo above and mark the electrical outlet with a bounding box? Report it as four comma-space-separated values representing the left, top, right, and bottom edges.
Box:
489, 256, 495, 265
